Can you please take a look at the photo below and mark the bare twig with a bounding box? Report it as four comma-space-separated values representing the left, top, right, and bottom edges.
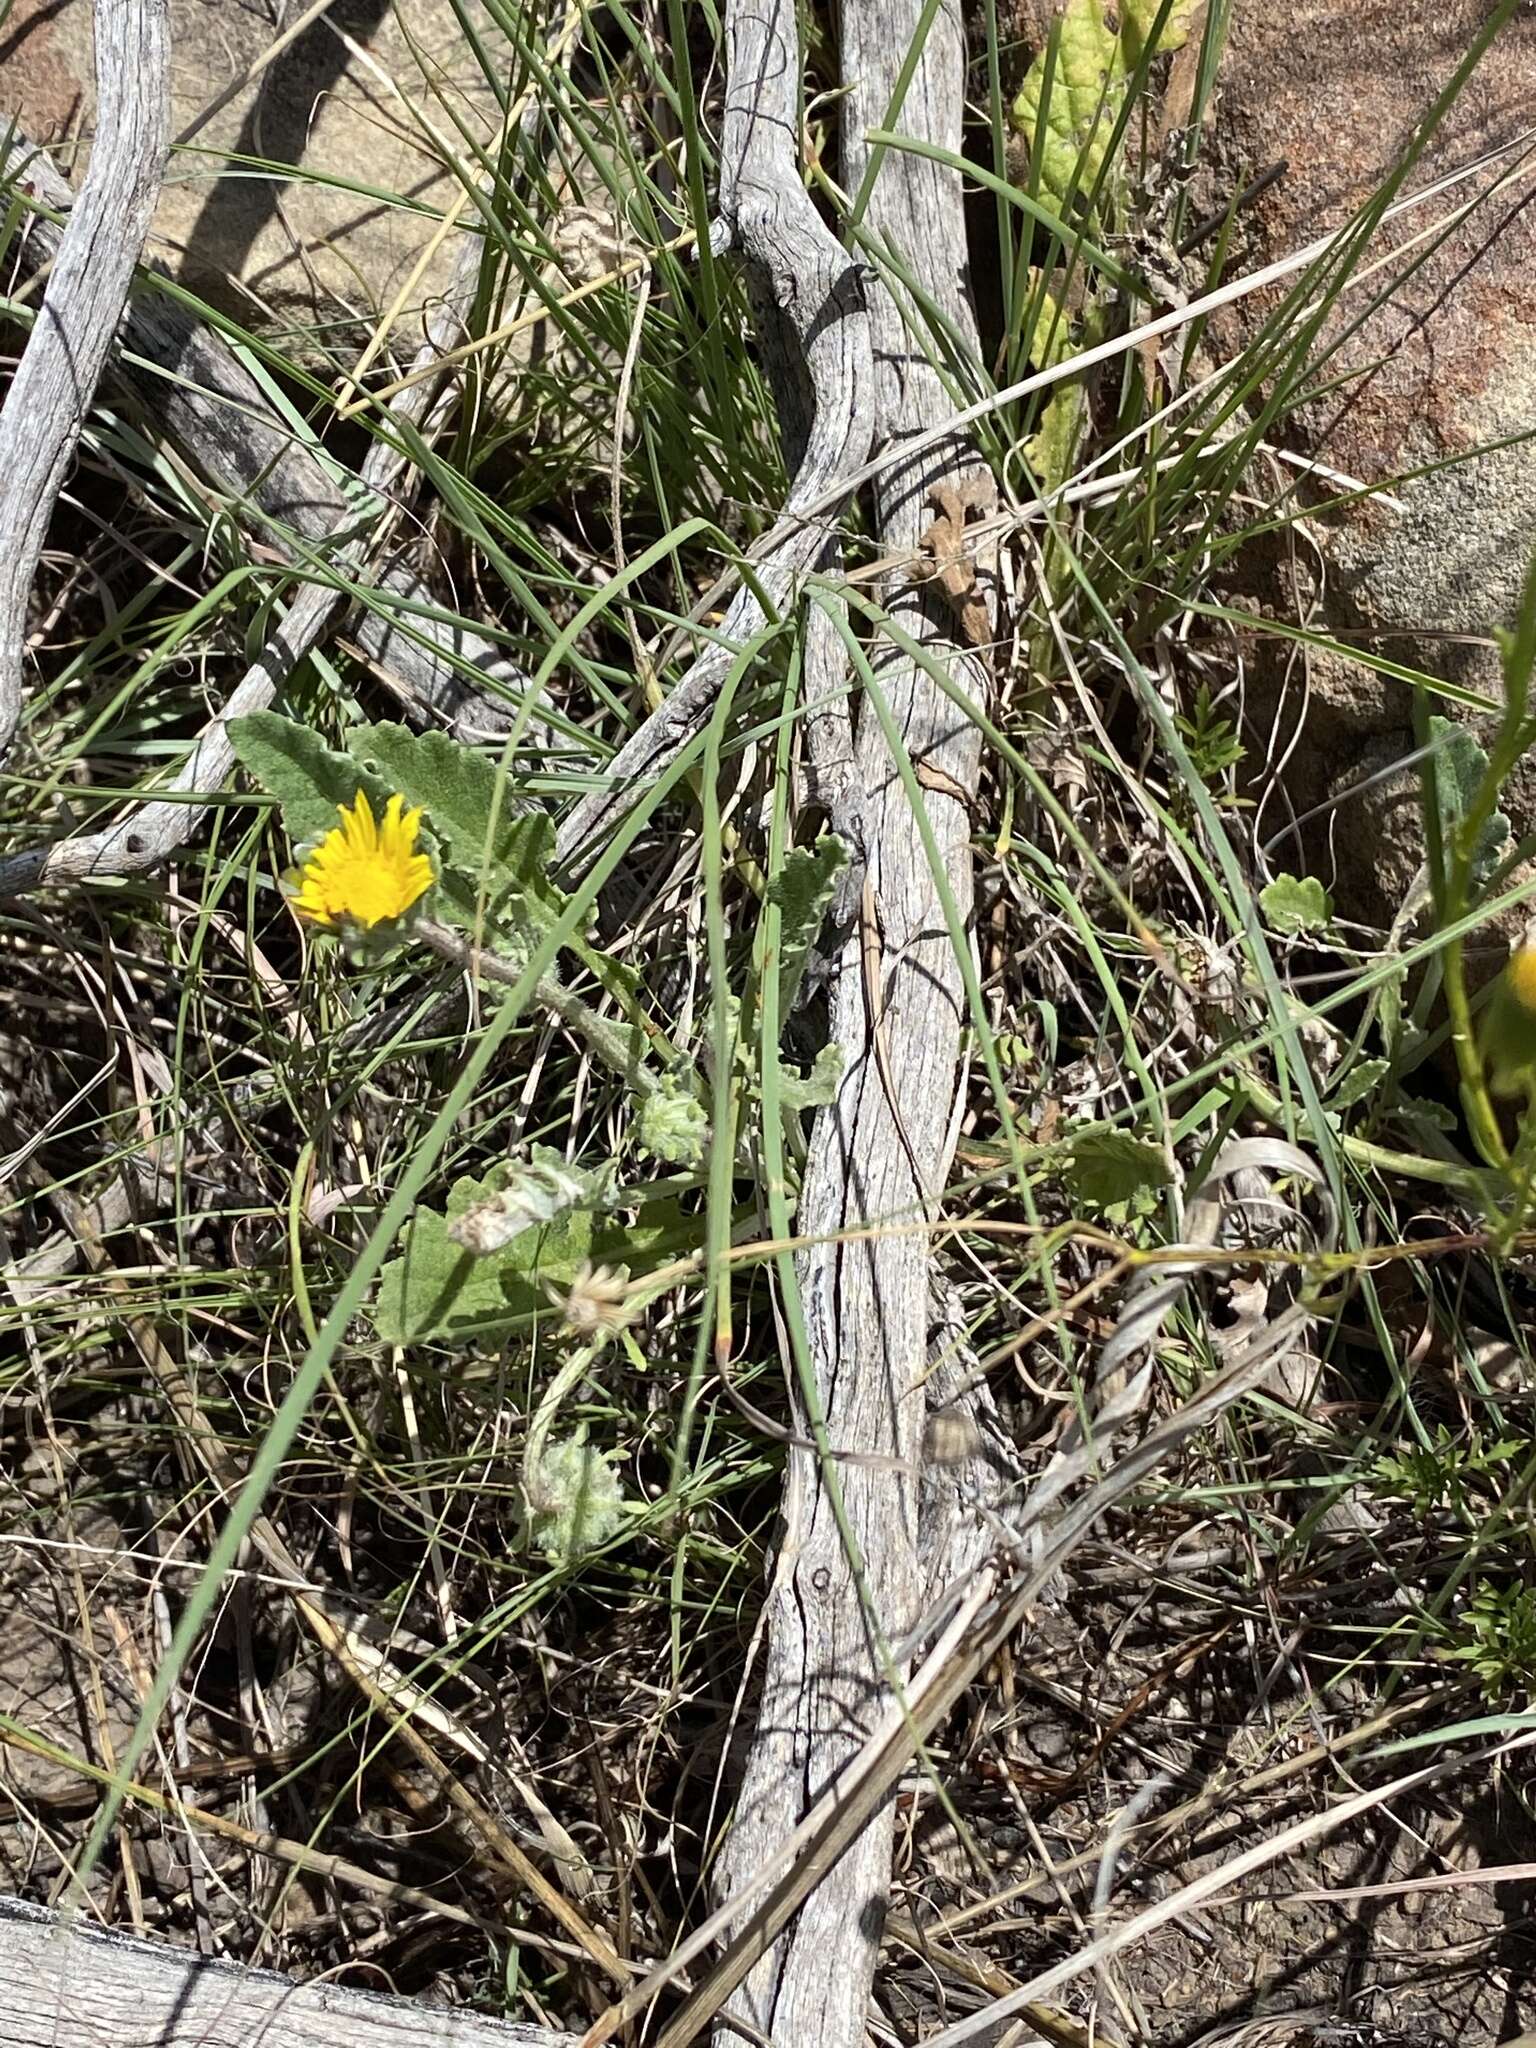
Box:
554, 134, 1536, 826
0, 135, 560, 897
584, 1140, 1338, 2046
42, 1182, 632, 1991
1, 131, 548, 749
0, 0, 169, 765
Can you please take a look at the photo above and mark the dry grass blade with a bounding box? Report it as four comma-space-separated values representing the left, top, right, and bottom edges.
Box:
919, 1729, 1536, 2048
45, 1187, 632, 1992
553, 0, 874, 870
0, 148, 545, 894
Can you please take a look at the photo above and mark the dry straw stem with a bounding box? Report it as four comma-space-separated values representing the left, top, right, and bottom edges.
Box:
46, 1185, 631, 1992
0, 0, 169, 766
919, 1727, 1536, 2048
1, 129, 547, 748
554, 0, 876, 871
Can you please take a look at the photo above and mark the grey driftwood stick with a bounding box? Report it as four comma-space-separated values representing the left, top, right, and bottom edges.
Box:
551, 0, 874, 871
0, 143, 556, 897
711, 2, 990, 2041
0, 1894, 577, 2048
0, 131, 545, 748
0, 0, 169, 766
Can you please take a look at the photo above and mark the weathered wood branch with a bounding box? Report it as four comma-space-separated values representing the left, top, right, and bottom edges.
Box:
0, 132, 545, 753
0, 1895, 577, 2048
552, 0, 875, 870
0, 134, 566, 897
0, 0, 169, 765
711, 3, 990, 2041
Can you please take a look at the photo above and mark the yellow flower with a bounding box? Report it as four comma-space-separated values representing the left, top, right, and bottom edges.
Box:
1507, 947, 1536, 1016
290, 790, 433, 929
1480, 944, 1536, 1103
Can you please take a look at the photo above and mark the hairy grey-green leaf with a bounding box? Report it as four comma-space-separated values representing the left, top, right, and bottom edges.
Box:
230, 711, 393, 849
1430, 715, 1512, 885
635, 1078, 709, 1167
448, 1145, 617, 1256
768, 834, 848, 1015
524, 1436, 629, 1564
372, 1172, 692, 1344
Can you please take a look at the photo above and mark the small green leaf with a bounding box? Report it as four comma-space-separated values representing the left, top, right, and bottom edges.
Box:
373, 1175, 692, 1344
1013, 0, 1125, 221
1429, 715, 1511, 884
1260, 874, 1333, 936
524, 1437, 629, 1564
1119, 0, 1198, 65
1328, 1058, 1389, 1111
780, 1042, 844, 1113
1397, 1092, 1457, 1135
635, 1077, 709, 1167
1064, 1129, 1173, 1216
768, 835, 848, 1015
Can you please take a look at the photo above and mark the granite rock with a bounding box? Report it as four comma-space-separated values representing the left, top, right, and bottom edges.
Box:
1, 0, 510, 343
1208, 0, 1536, 941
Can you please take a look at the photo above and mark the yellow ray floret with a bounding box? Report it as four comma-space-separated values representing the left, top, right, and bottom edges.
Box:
1480, 944, 1536, 1103
291, 790, 433, 928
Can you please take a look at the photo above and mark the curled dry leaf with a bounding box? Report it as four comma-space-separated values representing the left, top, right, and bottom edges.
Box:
915, 476, 998, 656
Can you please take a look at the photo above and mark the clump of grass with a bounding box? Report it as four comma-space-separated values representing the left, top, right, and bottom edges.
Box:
3, 0, 1536, 2034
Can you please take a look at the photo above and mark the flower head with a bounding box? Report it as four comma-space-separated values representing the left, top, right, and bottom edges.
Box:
1507, 946, 1536, 1017
1480, 944, 1536, 1103
290, 790, 433, 931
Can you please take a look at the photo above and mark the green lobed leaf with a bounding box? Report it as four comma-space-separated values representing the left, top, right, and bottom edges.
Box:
1327, 1058, 1390, 1111
768, 834, 848, 1016
342, 724, 541, 891
1012, 0, 1196, 221
1119, 0, 1198, 66
1064, 1128, 1173, 1216
447, 1145, 616, 1255
1260, 873, 1333, 936
779, 1042, 844, 1114
372, 1172, 693, 1345
229, 711, 395, 850
635, 1076, 709, 1167
1013, 0, 1125, 221
525, 1437, 629, 1564
1429, 715, 1512, 885
342, 721, 566, 937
